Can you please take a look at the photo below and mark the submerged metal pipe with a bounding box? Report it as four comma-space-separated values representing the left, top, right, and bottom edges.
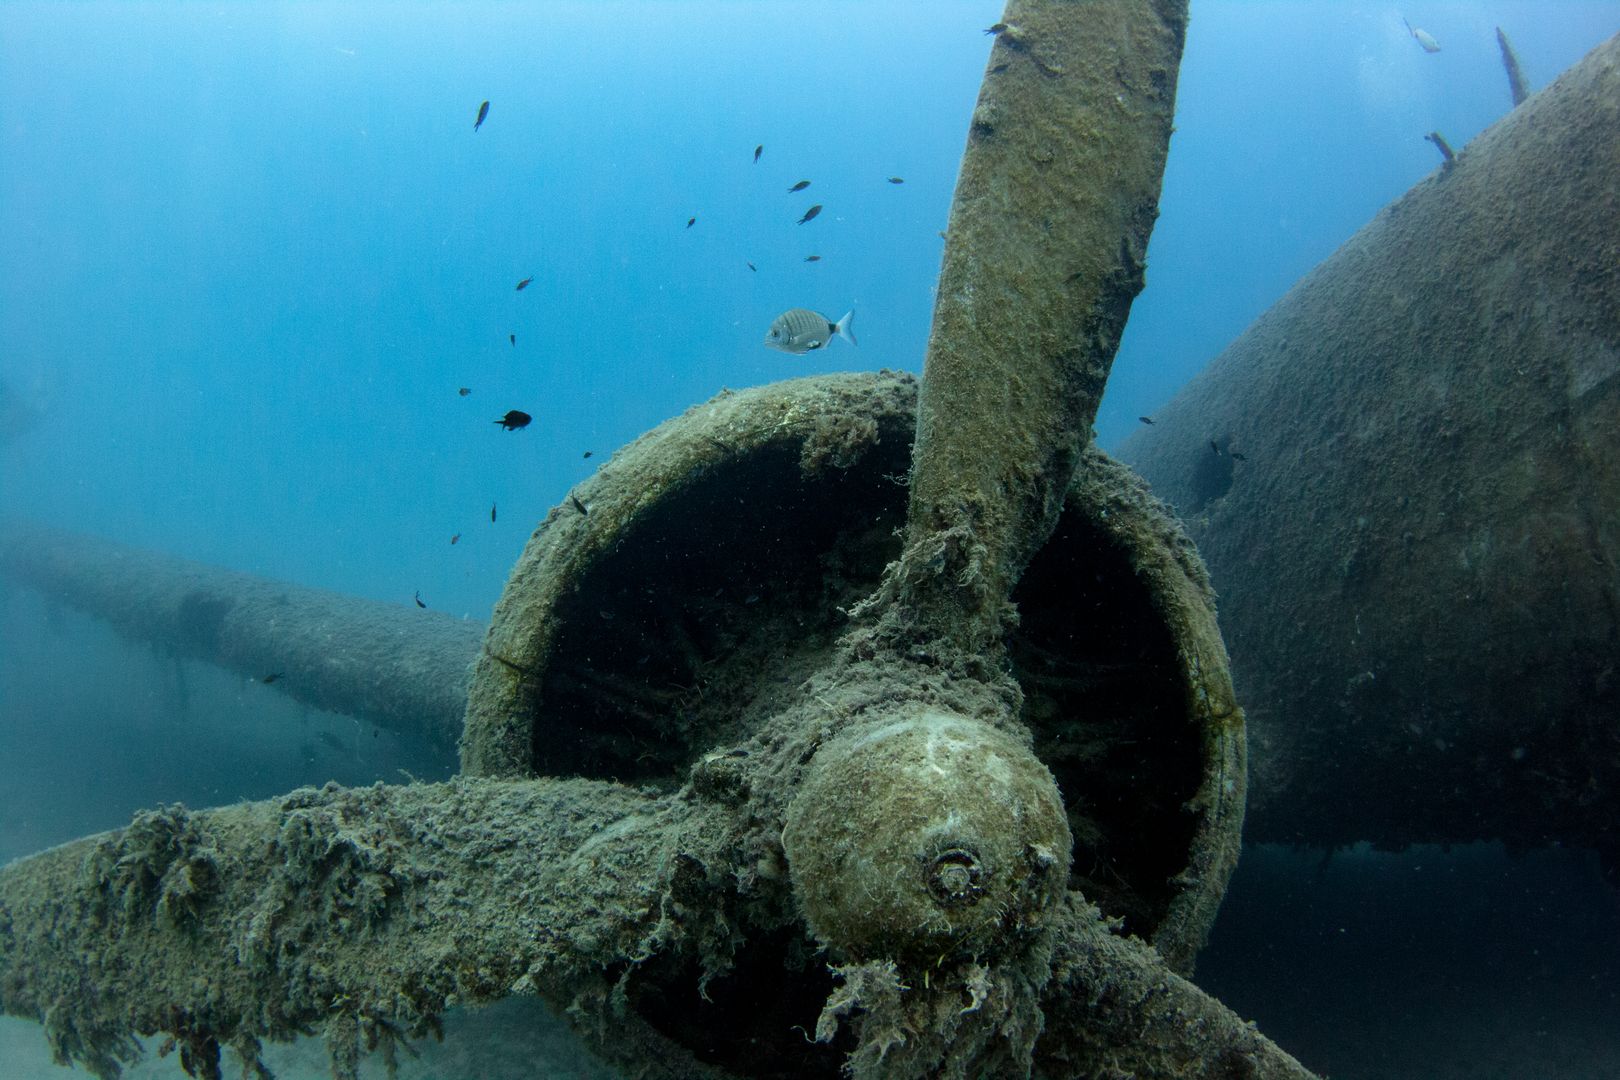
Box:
1116, 33, 1620, 856
0, 521, 482, 748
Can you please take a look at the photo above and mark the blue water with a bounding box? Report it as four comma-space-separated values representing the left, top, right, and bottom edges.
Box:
3, 2, 1612, 620
2, 3, 1618, 1078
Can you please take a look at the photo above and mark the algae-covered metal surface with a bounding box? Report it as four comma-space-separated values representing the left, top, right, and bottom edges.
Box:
0, 2, 1320, 1077
1116, 31, 1620, 861
0, 523, 482, 750
0, 780, 688, 1079
460, 371, 921, 781
902, 0, 1184, 655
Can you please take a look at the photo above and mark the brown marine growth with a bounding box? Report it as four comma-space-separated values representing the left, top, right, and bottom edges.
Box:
0, 376, 1289, 1080
1116, 33, 1620, 863
0, 2, 1320, 1077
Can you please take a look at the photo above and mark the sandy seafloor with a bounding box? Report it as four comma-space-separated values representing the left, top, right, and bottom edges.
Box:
2, 597, 1617, 1079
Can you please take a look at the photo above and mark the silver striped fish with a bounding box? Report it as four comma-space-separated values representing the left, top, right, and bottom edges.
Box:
763, 308, 857, 355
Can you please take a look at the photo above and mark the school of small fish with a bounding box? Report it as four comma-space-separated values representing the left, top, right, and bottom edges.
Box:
270, 24, 1482, 623
423, 85, 912, 611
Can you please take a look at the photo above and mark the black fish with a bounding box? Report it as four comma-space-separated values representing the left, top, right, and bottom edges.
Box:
887, 177, 904, 184
583, 450, 593, 459
746, 261, 757, 272
753, 144, 763, 163
1230, 452, 1248, 462
797, 204, 822, 225
788, 180, 811, 193
804, 255, 821, 263
686, 216, 696, 229
491, 502, 497, 522
261, 672, 285, 684
570, 494, 588, 515
1209, 440, 1221, 454
515, 277, 533, 291
1139, 415, 1154, 425
509, 333, 516, 347
459, 387, 471, 397
414, 590, 426, 608
451, 533, 460, 545
474, 100, 490, 131
495, 410, 532, 431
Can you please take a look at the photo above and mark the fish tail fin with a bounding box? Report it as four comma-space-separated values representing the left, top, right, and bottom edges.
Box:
834, 310, 857, 348
1403, 16, 1413, 35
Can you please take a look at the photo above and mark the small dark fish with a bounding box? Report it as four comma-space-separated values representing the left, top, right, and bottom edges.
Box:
515, 277, 533, 291
797, 204, 823, 225
985, 22, 1008, 35
491, 502, 497, 522
788, 180, 811, 193
582, 450, 593, 459
474, 100, 490, 131
261, 672, 285, 684
570, 494, 588, 515
686, 216, 696, 229
746, 261, 757, 272
372, 728, 379, 738
804, 255, 821, 262
509, 333, 516, 346
1139, 415, 1155, 425
459, 387, 472, 397
495, 410, 532, 431
414, 590, 426, 608
451, 533, 460, 545
1209, 440, 1221, 455
753, 144, 763, 163
887, 177, 904, 184
1230, 452, 1248, 462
